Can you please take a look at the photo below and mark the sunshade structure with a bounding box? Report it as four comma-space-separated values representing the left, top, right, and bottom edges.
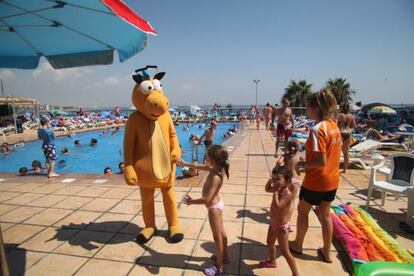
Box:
0, 96, 40, 132
0, 0, 157, 69
0, 96, 39, 105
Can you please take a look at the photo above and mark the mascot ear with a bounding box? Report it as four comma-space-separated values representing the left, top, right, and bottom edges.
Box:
132, 74, 149, 84
132, 74, 144, 84
154, 72, 165, 80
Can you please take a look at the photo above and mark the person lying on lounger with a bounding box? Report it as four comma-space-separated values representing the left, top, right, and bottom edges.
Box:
363, 128, 404, 143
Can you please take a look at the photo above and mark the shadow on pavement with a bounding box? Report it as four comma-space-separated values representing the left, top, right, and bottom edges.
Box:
237, 208, 270, 224
51, 221, 140, 250
5, 245, 26, 276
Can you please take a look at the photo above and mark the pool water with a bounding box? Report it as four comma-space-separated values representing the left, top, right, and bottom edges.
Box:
0, 123, 238, 175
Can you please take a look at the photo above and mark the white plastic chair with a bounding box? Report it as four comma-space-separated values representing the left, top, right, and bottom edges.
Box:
365, 153, 414, 228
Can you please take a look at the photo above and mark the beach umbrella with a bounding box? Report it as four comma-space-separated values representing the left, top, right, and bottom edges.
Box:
99, 111, 111, 117
50, 109, 68, 116
351, 104, 361, 111
367, 105, 396, 115
361, 102, 392, 113
189, 109, 199, 116
190, 105, 201, 111
0, 0, 156, 69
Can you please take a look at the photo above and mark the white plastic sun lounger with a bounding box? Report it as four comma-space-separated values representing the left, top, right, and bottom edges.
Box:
341, 140, 382, 170
379, 141, 408, 151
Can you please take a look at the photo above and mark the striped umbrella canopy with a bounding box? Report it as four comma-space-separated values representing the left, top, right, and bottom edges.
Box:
367, 105, 396, 114
0, 0, 156, 69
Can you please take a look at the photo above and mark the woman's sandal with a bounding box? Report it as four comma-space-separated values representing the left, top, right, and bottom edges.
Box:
399, 221, 414, 234
317, 248, 333, 263
259, 259, 277, 268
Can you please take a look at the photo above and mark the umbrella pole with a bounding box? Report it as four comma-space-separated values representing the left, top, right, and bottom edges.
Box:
12, 94, 17, 134
36, 103, 40, 122
0, 80, 4, 97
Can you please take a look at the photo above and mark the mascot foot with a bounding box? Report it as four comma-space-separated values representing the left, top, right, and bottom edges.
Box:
136, 227, 157, 244
169, 225, 184, 243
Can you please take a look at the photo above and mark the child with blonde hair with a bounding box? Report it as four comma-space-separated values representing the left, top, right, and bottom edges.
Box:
291, 88, 341, 263
178, 145, 230, 275
275, 139, 303, 185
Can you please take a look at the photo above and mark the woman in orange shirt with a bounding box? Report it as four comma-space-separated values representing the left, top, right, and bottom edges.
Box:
290, 89, 341, 263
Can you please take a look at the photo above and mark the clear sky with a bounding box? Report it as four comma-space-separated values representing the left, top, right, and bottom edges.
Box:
1, 0, 413, 107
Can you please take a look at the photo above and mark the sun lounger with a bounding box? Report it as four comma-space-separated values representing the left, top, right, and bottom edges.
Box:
95, 121, 107, 127
52, 126, 67, 131
0, 126, 15, 135
341, 140, 382, 170
379, 141, 408, 151
23, 120, 39, 130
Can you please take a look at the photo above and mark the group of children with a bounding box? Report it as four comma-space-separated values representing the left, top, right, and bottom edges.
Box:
18, 159, 47, 176
177, 139, 303, 276
103, 162, 124, 175
17, 136, 122, 176
100, 126, 120, 136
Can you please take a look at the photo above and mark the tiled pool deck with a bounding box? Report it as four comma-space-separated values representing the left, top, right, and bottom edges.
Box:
1, 123, 413, 275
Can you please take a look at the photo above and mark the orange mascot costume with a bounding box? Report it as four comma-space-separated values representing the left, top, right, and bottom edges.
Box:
124, 66, 183, 244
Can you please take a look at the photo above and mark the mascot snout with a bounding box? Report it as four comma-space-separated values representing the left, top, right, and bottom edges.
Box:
144, 92, 169, 118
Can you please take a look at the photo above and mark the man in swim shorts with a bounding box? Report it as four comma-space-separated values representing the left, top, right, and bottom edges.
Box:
199, 120, 217, 149
38, 118, 59, 178
275, 98, 294, 157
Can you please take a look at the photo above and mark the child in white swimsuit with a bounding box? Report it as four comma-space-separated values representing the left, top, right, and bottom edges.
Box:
178, 145, 230, 276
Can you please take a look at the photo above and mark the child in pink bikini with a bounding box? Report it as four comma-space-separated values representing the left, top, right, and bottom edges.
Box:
261, 166, 300, 276
256, 112, 262, 130
178, 145, 230, 276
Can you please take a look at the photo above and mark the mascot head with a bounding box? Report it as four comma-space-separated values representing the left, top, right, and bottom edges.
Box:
132, 66, 169, 121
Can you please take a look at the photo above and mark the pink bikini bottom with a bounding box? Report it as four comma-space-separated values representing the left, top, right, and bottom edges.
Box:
271, 222, 291, 233
207, 200, 224, 211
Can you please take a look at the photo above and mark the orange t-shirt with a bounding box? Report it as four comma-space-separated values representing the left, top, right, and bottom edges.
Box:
302, 118, 341, 192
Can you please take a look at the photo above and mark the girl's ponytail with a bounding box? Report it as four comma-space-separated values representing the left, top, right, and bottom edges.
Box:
221, 160, 230, 179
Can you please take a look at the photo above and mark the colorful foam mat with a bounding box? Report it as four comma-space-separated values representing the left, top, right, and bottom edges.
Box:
331, 204, 414, 275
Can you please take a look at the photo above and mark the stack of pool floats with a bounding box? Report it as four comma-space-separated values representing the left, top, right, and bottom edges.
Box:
331, 204, 414, 275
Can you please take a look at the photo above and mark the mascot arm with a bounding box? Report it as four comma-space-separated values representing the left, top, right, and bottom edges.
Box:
168, 114, 181, 163
124, 116, 138, 185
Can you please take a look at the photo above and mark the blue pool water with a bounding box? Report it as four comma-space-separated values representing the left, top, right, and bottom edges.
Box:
0, 123, 237, 175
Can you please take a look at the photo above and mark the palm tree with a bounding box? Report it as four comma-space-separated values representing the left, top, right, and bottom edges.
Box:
282, 80, 313, 107
326, 78, 355, 105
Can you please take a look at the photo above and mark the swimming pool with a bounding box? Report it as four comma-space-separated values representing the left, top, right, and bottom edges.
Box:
0, 123, 238, 175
